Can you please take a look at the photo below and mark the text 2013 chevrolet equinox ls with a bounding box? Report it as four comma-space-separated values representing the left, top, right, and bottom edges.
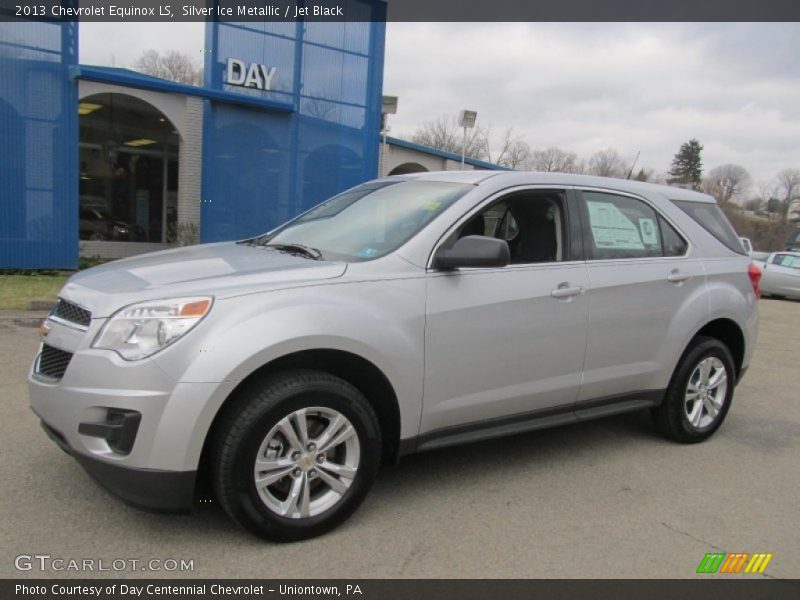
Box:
30, 171, 760, 541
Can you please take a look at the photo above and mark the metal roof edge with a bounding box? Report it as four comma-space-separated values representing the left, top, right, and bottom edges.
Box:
384, 135, 509, 171
72, 65, 294, 114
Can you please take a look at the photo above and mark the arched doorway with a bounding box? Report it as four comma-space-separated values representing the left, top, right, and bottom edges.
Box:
78, 93, 180, 244
388, 162, 429, 176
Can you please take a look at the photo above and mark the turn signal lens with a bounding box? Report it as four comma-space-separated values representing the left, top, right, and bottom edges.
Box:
180, 299, 212, 317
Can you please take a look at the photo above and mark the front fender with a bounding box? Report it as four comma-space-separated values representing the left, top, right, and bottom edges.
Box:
150, 279, 426, 471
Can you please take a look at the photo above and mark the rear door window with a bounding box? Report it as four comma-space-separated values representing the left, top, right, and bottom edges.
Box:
672, 200, 745, 255
579, 192, 663, 259
659, 216, 688, 257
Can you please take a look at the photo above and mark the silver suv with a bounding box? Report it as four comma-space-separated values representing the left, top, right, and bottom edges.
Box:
29, 171, 760, 541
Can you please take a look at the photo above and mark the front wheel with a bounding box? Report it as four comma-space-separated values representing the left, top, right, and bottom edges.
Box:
653, 336, 736, 443
210, 370, 381, 541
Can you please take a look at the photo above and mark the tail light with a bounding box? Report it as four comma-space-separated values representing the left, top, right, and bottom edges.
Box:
748, 262, 762, 299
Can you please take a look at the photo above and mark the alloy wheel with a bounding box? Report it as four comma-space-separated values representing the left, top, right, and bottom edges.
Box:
253, 407, 360, 519
683, 357, 728, 429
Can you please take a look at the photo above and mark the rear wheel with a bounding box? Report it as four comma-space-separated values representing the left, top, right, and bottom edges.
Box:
211, 370, 381, 541
653, 336, 735, 443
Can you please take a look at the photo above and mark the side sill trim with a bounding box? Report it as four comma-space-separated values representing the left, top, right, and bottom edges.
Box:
399, 389, 665, 457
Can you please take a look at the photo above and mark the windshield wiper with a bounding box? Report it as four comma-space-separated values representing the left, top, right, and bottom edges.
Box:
262, 243, 323, 261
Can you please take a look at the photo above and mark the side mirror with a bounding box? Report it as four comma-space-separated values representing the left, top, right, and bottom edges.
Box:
433, 235, 510, 270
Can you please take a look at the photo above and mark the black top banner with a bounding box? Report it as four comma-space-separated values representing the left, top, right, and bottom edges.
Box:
1, 0, 800, 22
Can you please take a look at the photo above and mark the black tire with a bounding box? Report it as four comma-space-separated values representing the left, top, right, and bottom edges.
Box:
210, 369, 381, 542
652, 336, 736, 443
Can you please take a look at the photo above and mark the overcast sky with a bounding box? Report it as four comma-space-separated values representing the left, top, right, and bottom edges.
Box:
80, 22, 800, 190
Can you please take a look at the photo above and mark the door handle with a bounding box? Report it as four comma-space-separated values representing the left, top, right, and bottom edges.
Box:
667, 270, 691, 284
551, 283, 585, 299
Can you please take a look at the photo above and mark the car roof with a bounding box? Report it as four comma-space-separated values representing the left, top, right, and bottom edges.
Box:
391, 170, 716, 203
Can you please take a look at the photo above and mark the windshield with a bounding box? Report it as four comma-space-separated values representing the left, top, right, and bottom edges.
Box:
259, 180, 472, 261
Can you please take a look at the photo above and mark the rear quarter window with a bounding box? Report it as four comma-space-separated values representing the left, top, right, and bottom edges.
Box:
672, 200, 745, 255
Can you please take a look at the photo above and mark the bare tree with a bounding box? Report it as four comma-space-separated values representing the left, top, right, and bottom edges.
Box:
486, 128, 531, 169
588, 148, 626, 178
702, 164, 752, 205
133, 49, 160, 75
410, 115, 488, 161
302, 91, 338, 121
133, 49, 203, 86
529, 147, 581, 173
775, 168, 800, 223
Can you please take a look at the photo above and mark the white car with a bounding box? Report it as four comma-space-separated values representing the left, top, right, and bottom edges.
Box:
756, 252, 800, 300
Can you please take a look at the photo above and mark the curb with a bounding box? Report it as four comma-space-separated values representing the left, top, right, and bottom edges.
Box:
2, 318, 43, 328
0, 311, 48, 328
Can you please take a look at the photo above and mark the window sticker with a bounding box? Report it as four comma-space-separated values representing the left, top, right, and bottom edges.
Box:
638, 218, 658, 245
423, 200, 443, 211
586, 201, 645, 250
358, 247, 379, 258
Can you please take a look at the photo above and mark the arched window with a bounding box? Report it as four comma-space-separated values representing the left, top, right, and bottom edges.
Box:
388, 162, 429, 176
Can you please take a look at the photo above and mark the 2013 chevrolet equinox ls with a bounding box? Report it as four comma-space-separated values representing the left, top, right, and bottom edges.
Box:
29, 171, 760, 541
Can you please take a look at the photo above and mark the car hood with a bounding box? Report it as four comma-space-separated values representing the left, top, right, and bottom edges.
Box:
60, 242, 347, 318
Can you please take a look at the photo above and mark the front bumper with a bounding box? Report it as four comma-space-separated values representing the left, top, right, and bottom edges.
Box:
28, 317, 236, 512
40, 419, 196, 513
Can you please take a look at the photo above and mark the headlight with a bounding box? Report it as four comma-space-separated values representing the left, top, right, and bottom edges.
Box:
93, 297, 213, 360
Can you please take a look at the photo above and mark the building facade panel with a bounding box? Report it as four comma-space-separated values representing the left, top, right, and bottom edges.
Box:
200, 10, 385, 243
0, 21, 78, 269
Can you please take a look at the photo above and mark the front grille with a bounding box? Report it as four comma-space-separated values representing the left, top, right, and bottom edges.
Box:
53, 299, 91, 328
37, 344, 73, 379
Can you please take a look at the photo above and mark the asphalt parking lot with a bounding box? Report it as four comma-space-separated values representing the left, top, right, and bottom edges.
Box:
0, 299, 797, 579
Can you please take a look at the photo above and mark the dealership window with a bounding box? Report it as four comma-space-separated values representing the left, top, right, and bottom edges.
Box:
78, 93, 178, 243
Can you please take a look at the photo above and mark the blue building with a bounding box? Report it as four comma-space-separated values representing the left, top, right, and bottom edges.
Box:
0, 10, 504, 269
0, 9, 387, 268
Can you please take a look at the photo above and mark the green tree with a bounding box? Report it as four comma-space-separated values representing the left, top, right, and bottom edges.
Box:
669, 139, 703, 190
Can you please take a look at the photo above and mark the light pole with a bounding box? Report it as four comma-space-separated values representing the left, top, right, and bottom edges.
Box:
458, 109, 477, 168
380, 96, 398, 177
